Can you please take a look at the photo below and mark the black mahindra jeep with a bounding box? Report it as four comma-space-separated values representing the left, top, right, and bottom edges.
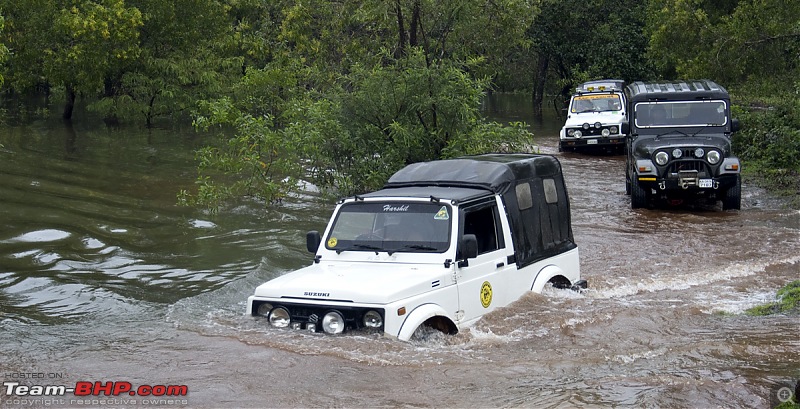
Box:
624, 80, 742, 210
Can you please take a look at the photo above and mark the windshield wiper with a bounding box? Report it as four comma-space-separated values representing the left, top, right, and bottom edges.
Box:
691, 124, 722, 137
336, 243, 382, 254
654, 130, 689, 140
386, 244, 438, 255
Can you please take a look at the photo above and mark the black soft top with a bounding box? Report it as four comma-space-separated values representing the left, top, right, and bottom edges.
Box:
626, 80, 730, 102
383, 154, 563, 194
366, 154, 576, 268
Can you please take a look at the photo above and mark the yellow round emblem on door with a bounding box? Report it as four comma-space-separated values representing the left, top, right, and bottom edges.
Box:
480, 281, 492, 308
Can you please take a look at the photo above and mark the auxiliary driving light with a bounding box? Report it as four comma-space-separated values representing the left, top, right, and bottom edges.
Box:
707, 150, 721, 164
322, 311, 345, 334
672, 148, 683, 159
694, 148, 705, 158
655, 151, 669, 166
594, 122, 602, 129
256, 303, 273, 317
268, 307, 291, 328
582, 123, 590, 130
363, 310, 383, 328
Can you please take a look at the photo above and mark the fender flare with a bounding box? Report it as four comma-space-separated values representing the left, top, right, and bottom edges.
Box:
396, 303, 453, 341
530, 264, 568, 293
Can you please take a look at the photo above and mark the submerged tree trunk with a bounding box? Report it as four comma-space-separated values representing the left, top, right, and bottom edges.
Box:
531, 54, 549, 120
62, 85, 76, 120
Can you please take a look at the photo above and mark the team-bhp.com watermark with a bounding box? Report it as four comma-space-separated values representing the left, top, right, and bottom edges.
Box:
3, 372, 188, 406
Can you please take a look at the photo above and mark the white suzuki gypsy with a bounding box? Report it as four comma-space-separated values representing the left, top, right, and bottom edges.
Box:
246, 154, 584, 341
559, 79, 626, 153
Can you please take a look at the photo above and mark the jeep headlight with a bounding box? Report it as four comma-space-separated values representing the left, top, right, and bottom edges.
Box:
655, 151, 669, 166
363, 310, 383, 329
256, 303, 273, 317
601, 128, 610, 137
567, 129, 575, 136
610, 126, 619, 134
574, 130, 582, 138
268, 307, 291, 328
322, 311, 345, 334
707, 150, 721, 164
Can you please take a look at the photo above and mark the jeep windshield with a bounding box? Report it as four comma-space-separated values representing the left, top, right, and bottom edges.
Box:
635, 101, 727, 128
325, 201, 452, 253
570, 94, 622, 113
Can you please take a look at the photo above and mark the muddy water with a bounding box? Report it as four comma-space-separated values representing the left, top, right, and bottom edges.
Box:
1, 100, 798, 408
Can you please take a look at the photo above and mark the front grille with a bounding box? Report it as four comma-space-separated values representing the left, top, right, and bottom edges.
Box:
254, 301, 385, 332
666, 160, 710, 176
568, 126, 620, 136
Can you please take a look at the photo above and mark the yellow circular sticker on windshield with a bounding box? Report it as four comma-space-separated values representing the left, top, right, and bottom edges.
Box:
480, 281, 492, 308
327, 237, 338, 248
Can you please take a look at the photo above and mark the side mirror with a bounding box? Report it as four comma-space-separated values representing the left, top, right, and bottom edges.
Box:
306, 230, 321, 253
731, 118, 741, 133
459, 234, 478, 260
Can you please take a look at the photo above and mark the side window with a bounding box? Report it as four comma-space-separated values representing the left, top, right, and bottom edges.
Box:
463, 204, 504, 255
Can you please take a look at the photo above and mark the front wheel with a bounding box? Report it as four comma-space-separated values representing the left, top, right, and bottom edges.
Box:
631, 181, 648, 209
722, 175, 741, 210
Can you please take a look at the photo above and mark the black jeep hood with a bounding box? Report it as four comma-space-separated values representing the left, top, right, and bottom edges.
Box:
632, 134, 732, 159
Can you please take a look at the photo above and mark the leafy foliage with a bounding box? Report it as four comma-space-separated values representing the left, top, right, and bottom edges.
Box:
183, 48, 533, 206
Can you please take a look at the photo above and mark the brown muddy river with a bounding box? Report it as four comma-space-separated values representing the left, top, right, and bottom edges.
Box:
1, 96, 798, 408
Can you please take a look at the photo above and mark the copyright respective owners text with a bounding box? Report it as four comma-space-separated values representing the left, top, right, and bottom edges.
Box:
3, 372, 190, 407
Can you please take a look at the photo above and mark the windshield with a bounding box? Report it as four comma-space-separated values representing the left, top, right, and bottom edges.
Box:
635, 101, 727, 128
325, 202, 452, 253
570, 94, 622, 113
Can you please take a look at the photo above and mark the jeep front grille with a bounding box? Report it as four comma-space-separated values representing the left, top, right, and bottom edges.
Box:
666, 160, 710, 176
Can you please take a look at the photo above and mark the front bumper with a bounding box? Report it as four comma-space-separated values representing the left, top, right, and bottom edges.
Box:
560, 135, 625, 149
635, 172, 739, 198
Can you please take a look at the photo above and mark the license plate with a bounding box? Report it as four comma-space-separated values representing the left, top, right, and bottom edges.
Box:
587, 139, 598, 145
699, 179, 713, 188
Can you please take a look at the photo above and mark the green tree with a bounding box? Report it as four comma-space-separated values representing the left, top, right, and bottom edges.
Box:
0, 13, 8, 87
528, 0, 653, 115
93, 0, 243, 125
1, 0, 143, 119
184, 48, 533, 207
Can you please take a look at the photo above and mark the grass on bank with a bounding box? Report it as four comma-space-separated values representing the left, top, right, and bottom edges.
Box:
746, 280, 800, 316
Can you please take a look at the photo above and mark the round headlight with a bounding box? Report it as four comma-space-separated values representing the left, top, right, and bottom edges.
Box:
268, 307, 291, 328
610, 126, 619, 134
707, 150, 721, 164
694, 148, 705, 158
601, 129, 611, 137
655, 151, 669, 166
256, 303, 273, 317
574, 130, 582, 138
567, 129, 575, 136
594, 122, 602, 129
363, 311, 383, 329
322, 311, 345, 334
582, 123, 590, 130
672, 148, 683, 158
